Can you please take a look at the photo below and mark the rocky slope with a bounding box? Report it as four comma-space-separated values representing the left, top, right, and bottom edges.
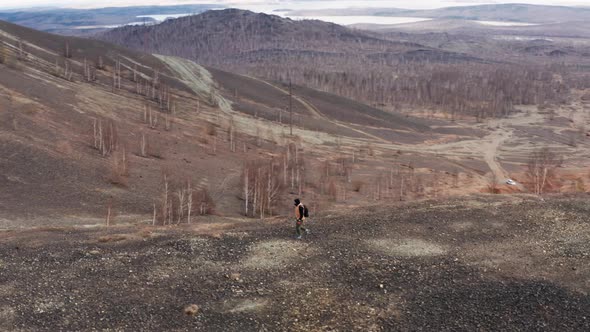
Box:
1, 195, 589, 330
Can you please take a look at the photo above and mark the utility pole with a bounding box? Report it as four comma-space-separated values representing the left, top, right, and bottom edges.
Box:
289, 80, 293, 136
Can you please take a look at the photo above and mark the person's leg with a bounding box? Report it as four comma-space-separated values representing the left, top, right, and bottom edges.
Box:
296, 220, 302, 237
300, 223, 307, 233
301, 218, 309, 234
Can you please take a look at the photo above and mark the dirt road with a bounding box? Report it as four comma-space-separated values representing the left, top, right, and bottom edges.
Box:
481, 120, 515, 186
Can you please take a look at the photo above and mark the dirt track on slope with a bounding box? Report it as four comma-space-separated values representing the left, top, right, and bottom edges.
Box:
244, 76, 392, 143
155, 55, 234, 114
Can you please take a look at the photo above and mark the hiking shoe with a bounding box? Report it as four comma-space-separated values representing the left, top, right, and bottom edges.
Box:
296, 235, 302, 240
305, 229, 311, 235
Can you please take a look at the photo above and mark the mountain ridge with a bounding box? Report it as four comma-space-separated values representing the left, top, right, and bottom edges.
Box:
288, 3, 590, 24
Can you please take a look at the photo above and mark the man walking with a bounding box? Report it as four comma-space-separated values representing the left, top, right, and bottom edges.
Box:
294, 198, 310, 240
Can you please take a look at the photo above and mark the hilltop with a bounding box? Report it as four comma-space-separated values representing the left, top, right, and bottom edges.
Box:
1, 195, 589, 330
98, 9, 441, 66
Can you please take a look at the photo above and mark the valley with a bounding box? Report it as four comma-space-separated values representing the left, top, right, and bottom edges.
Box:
1, 8, 590, 224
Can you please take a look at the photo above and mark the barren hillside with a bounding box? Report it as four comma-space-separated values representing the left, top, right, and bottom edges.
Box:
0, 19, 495, 228
3, 17, 590, 229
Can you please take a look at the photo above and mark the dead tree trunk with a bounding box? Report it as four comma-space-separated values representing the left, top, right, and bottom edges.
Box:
289, 81, 293, 136
162, 174, 169, 225
244, 168, 249, 216
177, 189, 185, 224
186, 180, 193, 224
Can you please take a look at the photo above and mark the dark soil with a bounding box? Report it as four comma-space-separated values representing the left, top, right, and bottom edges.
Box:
1, 195, 588, 331
293, 84, 431, 132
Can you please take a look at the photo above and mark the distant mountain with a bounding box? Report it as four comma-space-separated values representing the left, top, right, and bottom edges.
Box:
290, 4, 590, 24
0, 4, 220, 35
398, 4, 590, 24
362, 19, 590, 40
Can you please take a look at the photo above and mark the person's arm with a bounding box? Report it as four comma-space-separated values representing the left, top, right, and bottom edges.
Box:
298, 205, 304, 220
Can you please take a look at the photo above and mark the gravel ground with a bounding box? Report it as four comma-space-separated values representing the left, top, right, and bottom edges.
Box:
0, 194, 589, 331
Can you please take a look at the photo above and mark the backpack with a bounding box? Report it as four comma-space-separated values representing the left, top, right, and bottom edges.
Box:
303, 205, 309, 218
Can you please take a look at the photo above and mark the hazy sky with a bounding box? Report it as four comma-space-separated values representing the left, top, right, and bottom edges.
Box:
0, 0, 588, 10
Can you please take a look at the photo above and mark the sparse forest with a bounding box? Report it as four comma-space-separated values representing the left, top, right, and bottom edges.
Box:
98, 9, 587, 120
2, 11, 588, 229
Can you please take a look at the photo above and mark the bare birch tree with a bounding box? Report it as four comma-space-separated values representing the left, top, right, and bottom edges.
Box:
527, 147, 560, 194
176, 188, 185, 224
186, 180, 193, 224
